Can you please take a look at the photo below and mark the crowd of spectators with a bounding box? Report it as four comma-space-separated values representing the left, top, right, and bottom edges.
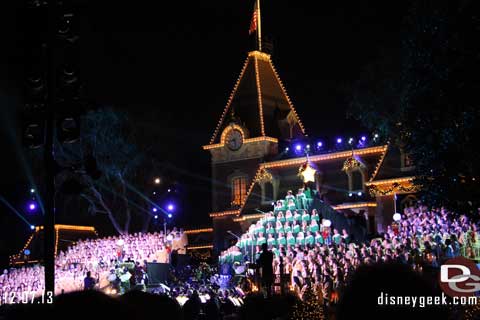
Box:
0, 228, 188, 301
220, 191, 479, 307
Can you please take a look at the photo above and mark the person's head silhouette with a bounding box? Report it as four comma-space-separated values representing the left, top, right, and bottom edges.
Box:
261, 243, 268, 252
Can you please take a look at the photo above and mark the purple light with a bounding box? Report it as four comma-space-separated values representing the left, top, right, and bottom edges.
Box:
168, 213, 173, 218
317, 141, 323, 148
154, 215, 158, 219
167, 204, 174, 212
361, 136, 367, 142
295, 144, 302, 151
152, 207, 158, 212
28, 202, 37, 211
336, 138, 342, 144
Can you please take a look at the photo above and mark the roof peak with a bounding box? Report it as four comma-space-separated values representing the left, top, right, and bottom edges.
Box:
208, 51, 306, 145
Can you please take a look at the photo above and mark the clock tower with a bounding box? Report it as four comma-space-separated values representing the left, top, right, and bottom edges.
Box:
203, 50, 306, 251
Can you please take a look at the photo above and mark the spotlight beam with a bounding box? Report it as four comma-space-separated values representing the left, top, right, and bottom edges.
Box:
0, 196, 34, 227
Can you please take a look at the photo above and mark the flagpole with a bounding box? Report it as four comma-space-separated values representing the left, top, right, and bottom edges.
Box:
257, 0, 262, 52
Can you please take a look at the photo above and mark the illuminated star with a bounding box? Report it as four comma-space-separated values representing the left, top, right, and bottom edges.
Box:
301, 163, 317, 183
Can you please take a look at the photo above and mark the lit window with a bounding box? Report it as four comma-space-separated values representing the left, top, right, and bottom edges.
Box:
232, 177, 247, 206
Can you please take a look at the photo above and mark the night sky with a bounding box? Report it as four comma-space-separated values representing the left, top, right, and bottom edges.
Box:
0, 1, 410, 265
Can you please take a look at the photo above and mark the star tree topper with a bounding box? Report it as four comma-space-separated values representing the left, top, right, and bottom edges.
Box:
299, 162, 317, 183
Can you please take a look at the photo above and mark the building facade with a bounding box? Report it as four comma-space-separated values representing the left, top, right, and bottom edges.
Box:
203, 50, 417, 252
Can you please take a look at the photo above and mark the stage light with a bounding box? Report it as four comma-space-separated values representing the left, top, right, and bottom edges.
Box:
317, 141, 323, 148
167, 204, 174, 212
393, 213, 401, 222
285, 147, 289, 152
30, 225, 35, 230
154, 215, 158, 219
306, 144, 310, 149
373, 133, 379, 140
357, 191, 362, 196
168, 189, 171, 193
153, 191, 156, 195
295, 144, 302, 151
348, 193, 353, 197
30, 188, 35, 194
152, 207, 158, 212
361, 136, 367, 142
24, 249, 31, 255
336, 138, 342, 144
168, 213, 173, 218
154, 177, 161, 184
348, 138, 354, 145
28, 202, 37, 212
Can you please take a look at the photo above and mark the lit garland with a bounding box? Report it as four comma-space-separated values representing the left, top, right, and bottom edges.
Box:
365, 177, 419, 196
342, 155, 364, 172
255, 167, 273, 183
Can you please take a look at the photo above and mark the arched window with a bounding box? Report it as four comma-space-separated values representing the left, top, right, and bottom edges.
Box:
231, 176, 247, 206
262, 182, 274, 203
351, 170, 363, 191
347, 167, 366, 192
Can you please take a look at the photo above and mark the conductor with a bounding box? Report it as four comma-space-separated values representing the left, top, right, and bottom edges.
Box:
257, 243, 274, 298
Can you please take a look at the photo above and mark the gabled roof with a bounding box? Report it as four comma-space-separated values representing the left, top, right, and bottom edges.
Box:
209, 51, 306, 145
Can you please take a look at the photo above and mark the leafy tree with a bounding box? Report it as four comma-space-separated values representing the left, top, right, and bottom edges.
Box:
348, 0, 480, 216
48, 108, 158, 234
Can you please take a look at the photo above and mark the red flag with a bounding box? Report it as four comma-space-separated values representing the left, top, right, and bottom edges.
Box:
249, 2, 258, 35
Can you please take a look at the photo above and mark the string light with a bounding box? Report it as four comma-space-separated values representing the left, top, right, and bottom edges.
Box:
268, 54, 307, 136
203, 136, 278, 150
369, 143, 389, 182
184, 228, 214, 234
254, 55, 266, 136
333, 202, 377, 210
233, 213, 265, 222
209, 210, 241, 218
186, 244, 214, 250
262, 145, 387, 169
209, 56, 250, 144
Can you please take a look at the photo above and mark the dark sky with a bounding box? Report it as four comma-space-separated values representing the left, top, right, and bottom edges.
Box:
0, 0, 410, 263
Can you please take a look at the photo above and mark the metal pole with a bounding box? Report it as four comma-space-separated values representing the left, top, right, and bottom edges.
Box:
44, 0, 57, 295
257, 0, 262, 52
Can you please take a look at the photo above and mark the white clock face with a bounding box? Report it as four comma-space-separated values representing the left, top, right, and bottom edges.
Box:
226, 129, 243, 151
